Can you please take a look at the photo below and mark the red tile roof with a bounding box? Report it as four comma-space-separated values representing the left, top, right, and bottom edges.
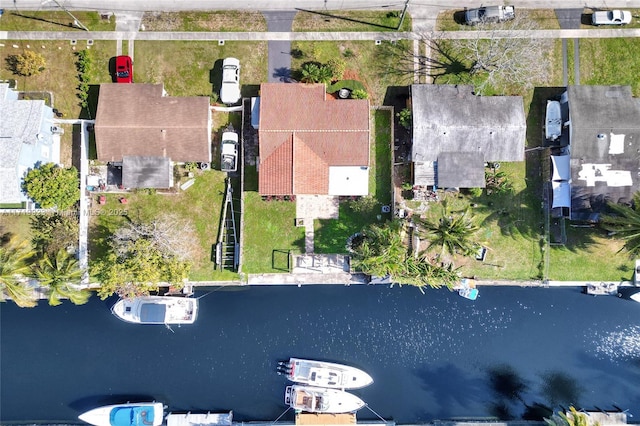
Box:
258, 83, 370, 195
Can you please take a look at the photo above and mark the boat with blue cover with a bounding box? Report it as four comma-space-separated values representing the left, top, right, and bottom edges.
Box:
78, 402, 164, 426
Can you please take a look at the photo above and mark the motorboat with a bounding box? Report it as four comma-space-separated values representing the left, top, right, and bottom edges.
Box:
545, 100, 562, 141
284, 385, 365, 414
277, 358, 373, 389
456, 278, 479, 301
111, 296, 198, 325
78, 402, 164, 426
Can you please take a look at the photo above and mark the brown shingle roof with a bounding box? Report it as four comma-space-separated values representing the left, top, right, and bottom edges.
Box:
258, 83, 370, 195
95, 84, 211, 162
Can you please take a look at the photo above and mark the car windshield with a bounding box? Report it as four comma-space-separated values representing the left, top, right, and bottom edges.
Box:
117, 71, 129, 77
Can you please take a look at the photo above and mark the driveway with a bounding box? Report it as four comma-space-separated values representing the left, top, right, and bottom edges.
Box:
262, 11, 297, 82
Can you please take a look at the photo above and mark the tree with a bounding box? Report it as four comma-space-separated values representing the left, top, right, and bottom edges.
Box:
600, 199, 640, 256
350, 89, 368, 99
33, 249, 89, 306
22, 163, 80, 210
30, 213, 79, 257
545, 407, 599, 426
350, 220, 459, 290
451, 16, 552, 94
94, 214, 196, 299
377, 23, 552, 94
9, 50, 46, 76
415, 200, 480, 258
0, 240, 37, 308
300, 62, 333, 84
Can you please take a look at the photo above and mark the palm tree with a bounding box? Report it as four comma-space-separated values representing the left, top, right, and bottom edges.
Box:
0, 240, 38, 308
545, 407, 597, 426
33, 249, 89, 306
600, 201, 640, 256
415, 200, 480, 258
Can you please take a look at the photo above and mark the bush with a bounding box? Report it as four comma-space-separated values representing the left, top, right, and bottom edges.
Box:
351, 89, 368, 99
22, 163, 80, 210
397, 108, 412, 130
343, 48, 355, 58
326, 58, 346, 81
9, 51, 46, 76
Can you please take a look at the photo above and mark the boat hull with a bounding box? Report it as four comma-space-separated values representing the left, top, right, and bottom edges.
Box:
111, 296, 198, 325
79, 402, 164, 426
545, 100, 562, 141
285, 385, 365, 414
279, 358, 373, 389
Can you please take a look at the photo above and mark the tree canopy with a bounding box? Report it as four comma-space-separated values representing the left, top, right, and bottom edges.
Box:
350, 220, 459, 291
0, 240, 38, 308
22, 163, 80, 210
9, 50, 46, 76
33, 249, 88, 306
600, 197, 640, 256
31, 212, 79, 257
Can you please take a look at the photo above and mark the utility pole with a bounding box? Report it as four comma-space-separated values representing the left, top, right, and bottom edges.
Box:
397, 0, 410, 30
50, 0, 90, 31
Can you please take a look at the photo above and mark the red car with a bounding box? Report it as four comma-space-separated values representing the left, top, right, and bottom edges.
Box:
115, 55, 133, 83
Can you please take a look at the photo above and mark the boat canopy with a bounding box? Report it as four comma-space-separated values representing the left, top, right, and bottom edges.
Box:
140, 304, 167, 323
552, 181, 571, 209
110, 406, 155, 426
551, 155, 570, 181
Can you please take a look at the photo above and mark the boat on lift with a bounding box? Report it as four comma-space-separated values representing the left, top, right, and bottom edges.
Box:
284, 385, 365, 414
277, 358, 373, 389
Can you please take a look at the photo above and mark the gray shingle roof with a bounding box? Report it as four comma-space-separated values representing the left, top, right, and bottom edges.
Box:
122, 156, 172, 189
411, 84, 525, 187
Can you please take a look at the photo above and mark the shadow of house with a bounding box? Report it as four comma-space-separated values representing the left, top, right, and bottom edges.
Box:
410, 84, 526, 189
0, 83, 60, 208
562, 86, 640, 221
94, 84, 211, 189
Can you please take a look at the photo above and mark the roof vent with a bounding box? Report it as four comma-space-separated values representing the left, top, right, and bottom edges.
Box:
597, 133, 606, 140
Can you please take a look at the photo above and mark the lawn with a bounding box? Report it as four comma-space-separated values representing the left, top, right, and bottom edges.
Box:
141, 11, 267, 32
0, 11, 115, 31
0, 214, 33, 246
134, 41, 267, 99
290, 40, 413, 105
88, 170, 237, 281
579, 37, 640, 96
293, 9, 412, 32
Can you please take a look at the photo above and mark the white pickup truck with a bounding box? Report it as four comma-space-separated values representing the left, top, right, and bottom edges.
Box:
592, 10, 632, 25
220, 131, 239, 173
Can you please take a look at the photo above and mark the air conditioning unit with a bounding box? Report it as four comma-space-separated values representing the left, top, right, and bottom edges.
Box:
51, 126, 64, 135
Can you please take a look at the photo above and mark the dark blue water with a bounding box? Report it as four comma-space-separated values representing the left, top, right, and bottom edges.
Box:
2, 285, 640, 424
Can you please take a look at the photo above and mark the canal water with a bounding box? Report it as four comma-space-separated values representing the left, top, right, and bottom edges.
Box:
2, 285, 640, 424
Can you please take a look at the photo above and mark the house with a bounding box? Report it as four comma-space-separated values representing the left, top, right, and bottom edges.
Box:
561, 85, 640, 219
94, 84, 211, 188
257, 83, 370, 196
411, 84, 526, 188
0, 83, 60, 207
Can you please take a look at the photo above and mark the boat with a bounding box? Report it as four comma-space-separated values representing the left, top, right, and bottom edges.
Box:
284, 385, 365, 414
111, 296, 198, 325
277, 358, 373, 389
166, 411, 232, 426
78, 402, 164, 426
456, 278, 479, 301
545, 100, 562, 141
631, 292, 640, 303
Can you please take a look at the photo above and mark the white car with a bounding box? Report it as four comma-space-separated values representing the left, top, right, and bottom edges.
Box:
592, 10, 632, 25
220, 57, 241, 104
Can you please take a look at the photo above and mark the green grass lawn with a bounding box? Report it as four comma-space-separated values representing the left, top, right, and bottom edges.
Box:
134, 41, 267, 99
290, 40, 413, 105
88, 170, 238, 281
436, 9, 561, 31
0, 11, 115, 31
293, 9, 411, 32
141, 11, 267, 32
0, 214, 33, 246
579, 37, 640, 95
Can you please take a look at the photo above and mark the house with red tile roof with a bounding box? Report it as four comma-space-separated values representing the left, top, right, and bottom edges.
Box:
257, 83, 370, 196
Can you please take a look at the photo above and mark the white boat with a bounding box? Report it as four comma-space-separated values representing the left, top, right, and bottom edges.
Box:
284, 385, 365, 414
630, 291, 640, 303
545, 100, 562, 141
456, 278, 479, 301
166, 411, 232, 426
277, 358, 373, 389
111, 296, 198, 325
78, 402, 164, 426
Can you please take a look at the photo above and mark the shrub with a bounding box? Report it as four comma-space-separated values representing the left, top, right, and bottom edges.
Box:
326, 58, 346, 81
9, 51, 46, 76
397, 108, 412, 130
343, 48, 355, 58
22, 163, 80, 210
351, 89, 368, 99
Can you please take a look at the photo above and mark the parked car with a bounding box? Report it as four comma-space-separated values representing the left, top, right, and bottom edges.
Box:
220, 131, 239, 173
115, 55, 133, 83
220, 57, 241, 104
463, 5, 515, 25
591, 10, 632, 25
